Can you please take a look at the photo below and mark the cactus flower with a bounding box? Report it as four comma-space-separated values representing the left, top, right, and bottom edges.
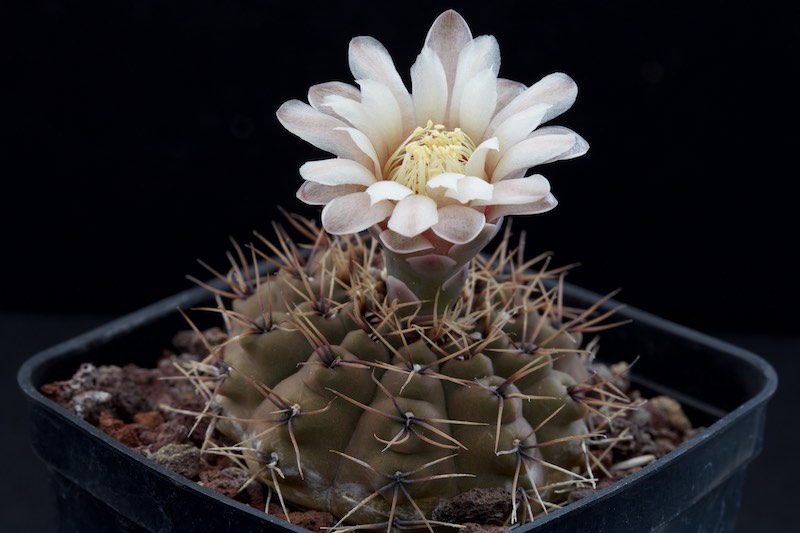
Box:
277, 9, 588, 309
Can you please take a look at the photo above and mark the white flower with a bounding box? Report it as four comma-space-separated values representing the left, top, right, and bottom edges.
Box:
277, 9, 588, 304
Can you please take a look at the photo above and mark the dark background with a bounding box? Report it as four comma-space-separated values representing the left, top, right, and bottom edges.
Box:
4, 0, 797, 334
2, 2, 798, 532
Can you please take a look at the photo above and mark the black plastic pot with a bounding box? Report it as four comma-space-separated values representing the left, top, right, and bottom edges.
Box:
18, 281, 777, 532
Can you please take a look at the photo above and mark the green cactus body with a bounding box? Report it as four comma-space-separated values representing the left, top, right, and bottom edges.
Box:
193, 225, 624, 529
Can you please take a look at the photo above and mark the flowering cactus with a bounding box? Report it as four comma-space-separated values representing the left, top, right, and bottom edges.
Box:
277, 9, 587, 314
185, 9, 630, 531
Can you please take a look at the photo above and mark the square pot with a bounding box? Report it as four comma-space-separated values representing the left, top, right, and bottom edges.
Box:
17, 281, 777, 532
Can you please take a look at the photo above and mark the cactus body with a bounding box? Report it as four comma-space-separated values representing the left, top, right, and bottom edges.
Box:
191, 224, 623, 529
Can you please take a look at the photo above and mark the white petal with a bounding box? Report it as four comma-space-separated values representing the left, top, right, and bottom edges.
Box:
486, 193, 558, 222
411, 46, 448, 125
348, 36, 414, 132
308, 82, 360, 119
321, 192, 393, 234
379, 230, 434, 254
488, 103, 552, 170
448, 220, 503, 264
487, 72, 578, 134
495, 78, 527, 114
449, 35, 500, 125
366, 181, 413, 204
428, 173, 493, 204
432, 205, 486, 244
536, 126, 590, 160
492, 131, 580, 182
297, 182, 365, 206
300, 159, 377, 187
465, 137, 500, 178
334, 126, 383, 178
424, 10, 473, 99
357, 79, 404, 158
473, 175, 550, 206
458, 68, 498, 141
276, 100, 374, 169
387, 194, 439, 237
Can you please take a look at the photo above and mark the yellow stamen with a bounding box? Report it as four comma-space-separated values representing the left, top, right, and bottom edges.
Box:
384, 120, 476, 194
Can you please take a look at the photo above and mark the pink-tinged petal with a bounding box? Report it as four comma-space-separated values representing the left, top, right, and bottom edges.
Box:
431, 205, 486, 244
387, 194, 439, 237
534, 126, 590, 160
424, 10, 473, 99
473, 175, 550, 206
449, 35, 500, 125
297, 182, 365, 206
276, 100, 374, 169
492, 132, 579, 182
366, 181, 413, 203
386, 275, 419, 304
299, 158, 377, 187
348, 36, 414, 132
335, 126, 383, 177
379, 229, 434, 254
448, 220, 502, 264
357, 79, 404, 158
487, 103, 552, 172
458, 68, 498, 141
495, 78, 527, 114
308, 81, 360, 119
321, 192, 393, 234
487, 72, 578, 134
486, 193, 558, 222
465, 137, 500, 178
411, 46, 448, 125
428, 173, 493, 204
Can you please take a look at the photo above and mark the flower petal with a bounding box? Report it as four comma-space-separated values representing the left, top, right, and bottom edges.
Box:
348, 36, 414, 132
387, 194, 439, 237
300, 158, 377, 187
308, 81, 360, 119
296, 182, 365, 205
488, 103, 552, 169
487, 72, 578, 135
334, 126, 383, 177
276, 100, 374, 169
486, 193, 558, 222
492, 130, 582, 182
458, 68, 498, 141
449, 35, 501, 126
424, 10, 473, 99
473, 175, 550, 206
495, 78, 527, 114
366, 181, 414, 204
321, 192, 393, 234
465, 137, 500, 178
431, 205, 486, 244
379, 229, 434, 254
428, 173, 493, 204
411, 46, 448, 126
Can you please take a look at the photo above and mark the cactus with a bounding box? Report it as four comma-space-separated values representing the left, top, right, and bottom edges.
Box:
178, 9, 636, 530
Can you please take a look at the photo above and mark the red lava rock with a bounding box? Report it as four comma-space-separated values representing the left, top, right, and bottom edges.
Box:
133, 410, 164, 429
137, 419, 191, 453
146, 443, 201, 479
432, 488, 512, 525
97, 411, 141, 448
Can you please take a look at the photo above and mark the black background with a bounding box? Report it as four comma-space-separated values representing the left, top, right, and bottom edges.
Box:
4, 0, 797, 333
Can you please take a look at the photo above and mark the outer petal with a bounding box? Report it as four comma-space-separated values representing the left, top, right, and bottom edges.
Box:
308, 81, 360, 119
492, 131, 582, 182
411, 46, 448, 126
387, 194, 439, 237
486, 193, 558, 222
473, 175, 550, 206
487, 72, 578, 135
348, 36, 414, 132
297, 182, 365, 205
495, 78, 527, 115
299, 158, 377, 187
366, 181, 414, 204
379, 229, 434, 254
428, 173, 493, 204
486, 103, 551, 170
431, 205, 486, 244
321, 192, 393, 234
335, 126, 383, 177
424, 10, 473, 99
276, 100, 374, 169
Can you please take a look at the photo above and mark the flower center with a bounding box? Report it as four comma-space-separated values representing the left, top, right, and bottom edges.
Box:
384, 120, 476, 194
